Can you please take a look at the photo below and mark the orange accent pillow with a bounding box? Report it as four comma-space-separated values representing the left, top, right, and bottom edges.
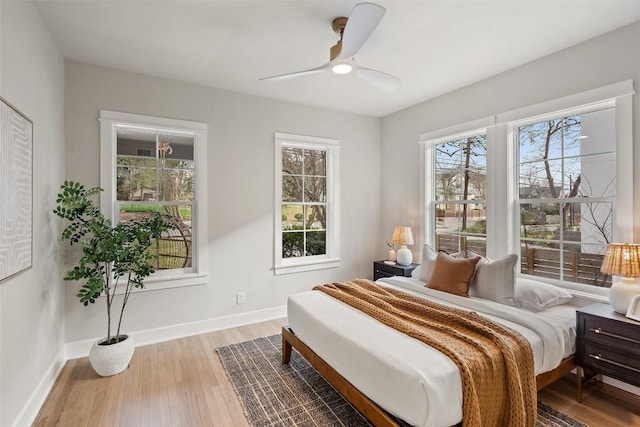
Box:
426, 252, 481, 297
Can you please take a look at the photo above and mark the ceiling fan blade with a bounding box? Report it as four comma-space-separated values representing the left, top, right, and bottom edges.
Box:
261, 63, 330, 81
356, 66, 400, 92
338, 2, 386, 60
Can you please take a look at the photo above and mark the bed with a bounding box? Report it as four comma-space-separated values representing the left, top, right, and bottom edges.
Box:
283, 276, 578, 427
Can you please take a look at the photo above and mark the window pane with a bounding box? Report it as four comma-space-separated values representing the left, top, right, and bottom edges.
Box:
161, 168, 194, 201
518, 159, 563, 199
305, 205, 326, 230
578, 153, 616, 198
117, 129, 156, 157
435, 170, 463, 200
282, 175, 302, 202
435, 135, 486, 202
119, 204, 193, 270
520, 243, 562, 281
282, 205, 303, 229
306, 231, 326, 256
569, 201, 613, 247
282, 147, 303, 174
282, 232, 304, 258
304, 177, 326, 202
461, 203, 486, 236
520, 203, 561, 240
518, 119, 566, 162
158, 134, 194, 161
435, 203, 462, 234
304, 149, 326, 176
157, 204, 192, 270
116, 167, 158, 201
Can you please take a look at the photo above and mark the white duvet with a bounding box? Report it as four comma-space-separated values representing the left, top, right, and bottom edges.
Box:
286, 277, 577, 427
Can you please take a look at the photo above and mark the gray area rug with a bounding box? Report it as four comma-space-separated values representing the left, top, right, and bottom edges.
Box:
217, 334, 588, 427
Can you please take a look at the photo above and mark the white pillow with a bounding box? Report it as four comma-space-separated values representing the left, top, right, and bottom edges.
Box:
515, 278, 573, 311
474, 253, 518, 306
451, 251, 518, 306
411, 244, 437, 282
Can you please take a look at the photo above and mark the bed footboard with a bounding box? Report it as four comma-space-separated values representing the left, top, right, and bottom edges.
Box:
281, 326, 575, 427
281, 326, 402, 427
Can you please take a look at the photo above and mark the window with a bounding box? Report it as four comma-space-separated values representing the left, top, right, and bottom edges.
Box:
516, 106, 616, 287
100, 110, 208, 290
434, 134, 487, 255
420, 80, 633, 296
274, 132, 340, 275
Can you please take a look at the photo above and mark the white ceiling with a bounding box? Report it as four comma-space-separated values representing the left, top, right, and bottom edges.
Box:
34, 1, 640, 117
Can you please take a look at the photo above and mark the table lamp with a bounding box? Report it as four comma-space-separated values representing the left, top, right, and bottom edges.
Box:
392, 226, 414, 266
600, 243, 640, 314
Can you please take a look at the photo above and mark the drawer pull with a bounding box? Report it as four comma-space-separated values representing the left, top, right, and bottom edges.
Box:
589, 328, 640, 345
589, 354, 640, 374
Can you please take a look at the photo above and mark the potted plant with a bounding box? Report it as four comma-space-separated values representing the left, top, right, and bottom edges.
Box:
54, 180, 174, 376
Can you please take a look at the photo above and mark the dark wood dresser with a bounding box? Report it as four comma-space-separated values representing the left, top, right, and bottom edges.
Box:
576, 302, 640, 400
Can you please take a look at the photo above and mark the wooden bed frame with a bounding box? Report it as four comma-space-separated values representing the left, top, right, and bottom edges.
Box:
282, 326, 576, 427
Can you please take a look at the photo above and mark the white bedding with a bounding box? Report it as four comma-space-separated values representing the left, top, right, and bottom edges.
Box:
286, 276, 577, 427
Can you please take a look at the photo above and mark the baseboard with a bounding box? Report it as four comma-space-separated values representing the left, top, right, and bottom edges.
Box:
602, 376, 640, 400
12, 348, 66, 427
65, 305, 287, 359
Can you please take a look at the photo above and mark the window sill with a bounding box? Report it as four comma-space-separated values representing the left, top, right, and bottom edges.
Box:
111, 272, 209, 295
518, 273, 609, 302
274, 258, 341, 275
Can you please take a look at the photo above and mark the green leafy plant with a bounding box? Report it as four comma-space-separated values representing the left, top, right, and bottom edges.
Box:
54, 181, 175, 345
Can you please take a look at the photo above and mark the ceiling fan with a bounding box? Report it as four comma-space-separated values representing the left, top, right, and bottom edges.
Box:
261, 2, 399, 92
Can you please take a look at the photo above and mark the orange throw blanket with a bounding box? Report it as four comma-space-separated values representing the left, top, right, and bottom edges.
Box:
313, 279, 536, 427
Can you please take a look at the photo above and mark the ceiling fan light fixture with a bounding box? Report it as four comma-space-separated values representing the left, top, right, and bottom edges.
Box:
261, 3, 398, 91
332, 63, 353, 74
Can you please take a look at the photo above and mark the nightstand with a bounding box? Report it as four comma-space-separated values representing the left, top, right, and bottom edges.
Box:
576, 302, 640, 401
373, 260, 419, 281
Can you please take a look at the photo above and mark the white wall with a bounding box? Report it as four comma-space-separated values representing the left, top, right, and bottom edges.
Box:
64, 61, 381, 343
381, 20, 640, 258
0, 2, 66, 426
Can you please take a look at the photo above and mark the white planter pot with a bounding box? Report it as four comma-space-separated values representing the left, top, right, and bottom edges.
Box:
89, 335, 135, 377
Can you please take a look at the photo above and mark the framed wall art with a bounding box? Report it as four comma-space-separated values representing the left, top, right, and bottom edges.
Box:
0, 97, 33, 281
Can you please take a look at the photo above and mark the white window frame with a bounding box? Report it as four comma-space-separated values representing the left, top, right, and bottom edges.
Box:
419, 116, 495, 254
418, 80, 634, 299
274, 132, 340, 275
504, 88, 633, 298
99, 110, 208, 291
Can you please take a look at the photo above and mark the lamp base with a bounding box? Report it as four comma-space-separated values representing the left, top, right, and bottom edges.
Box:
396, 246, 412, 266
609, 280, 640, 314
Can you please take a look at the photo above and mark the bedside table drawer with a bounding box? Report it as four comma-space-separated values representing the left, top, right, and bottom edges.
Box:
374, 268, 395, 279
580, 341, 640, 387
583, 315, 640, 355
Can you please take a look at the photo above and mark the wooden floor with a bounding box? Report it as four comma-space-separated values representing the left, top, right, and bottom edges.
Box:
34, 318, 640, 427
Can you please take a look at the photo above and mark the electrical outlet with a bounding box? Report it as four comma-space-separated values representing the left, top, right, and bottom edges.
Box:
236, 292, 245, 304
